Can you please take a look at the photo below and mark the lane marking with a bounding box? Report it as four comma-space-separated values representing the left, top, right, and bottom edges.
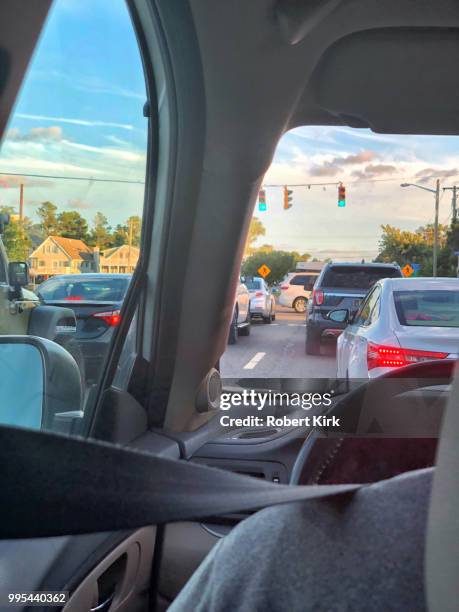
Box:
243, 352, 266, 370
288, 323, 306, 327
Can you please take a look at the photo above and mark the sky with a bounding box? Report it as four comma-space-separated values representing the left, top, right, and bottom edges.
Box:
0, 0, 147, 228
260, 127, 459, 260
0, 0, 458, 260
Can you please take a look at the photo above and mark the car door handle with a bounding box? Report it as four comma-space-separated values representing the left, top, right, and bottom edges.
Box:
90, 593, 114, 612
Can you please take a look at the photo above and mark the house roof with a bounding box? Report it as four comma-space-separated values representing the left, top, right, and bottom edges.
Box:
50, 236, 93, 261
102, 245, 140, 259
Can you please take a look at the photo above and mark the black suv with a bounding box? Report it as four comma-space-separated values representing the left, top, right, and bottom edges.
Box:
305, 262, 402, 354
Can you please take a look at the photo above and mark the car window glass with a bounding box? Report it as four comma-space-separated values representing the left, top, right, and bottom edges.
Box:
290, 274, 308, 285
322, 267, 400, 289
394, 290, 459, 327
355, 286, 381, 326
0, 0, 147, 432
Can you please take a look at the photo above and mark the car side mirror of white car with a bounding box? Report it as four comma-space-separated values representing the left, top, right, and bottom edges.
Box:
327, 309, 350, 323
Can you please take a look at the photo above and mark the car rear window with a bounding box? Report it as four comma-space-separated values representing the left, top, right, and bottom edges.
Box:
394, 290, 459, 327
246, 279, 262, 290
321, 266, 401, 290
38, 278, 130, 302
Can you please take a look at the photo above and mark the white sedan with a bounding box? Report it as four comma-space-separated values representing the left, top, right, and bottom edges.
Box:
331, 277, 459, 379
246, 276, 276, 323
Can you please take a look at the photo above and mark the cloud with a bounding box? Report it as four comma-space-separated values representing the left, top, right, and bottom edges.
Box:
415, 167, 459, 184
339, 150, 379, 165
16, 113, 134, 131
309, 161, 342, 177
66, 198, 94, 210
0, 174, 53, 189
351, 164, 399, 180
308, 150, 379, 177
6, 126, 63, 141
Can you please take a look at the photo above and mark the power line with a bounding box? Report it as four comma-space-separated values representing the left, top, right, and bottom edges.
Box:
263, 177, 408, 187
0, 171, 145, 185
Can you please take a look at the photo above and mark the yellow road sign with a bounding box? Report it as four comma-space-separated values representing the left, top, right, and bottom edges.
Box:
258, 264, 271, 278
402, 263, 414, 277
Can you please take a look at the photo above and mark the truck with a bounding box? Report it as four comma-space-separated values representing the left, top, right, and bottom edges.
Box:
0, 213, 85, 381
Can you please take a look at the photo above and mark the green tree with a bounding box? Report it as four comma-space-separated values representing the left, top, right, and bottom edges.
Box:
56, 211, 89, 241
376, 223, 450, 276
242, 250, 299, 284
126, 215, 141, 247
89, 212, 111, 248
0, 206, 31, 260
244, 217, 266, 256
37, 201, 58, 236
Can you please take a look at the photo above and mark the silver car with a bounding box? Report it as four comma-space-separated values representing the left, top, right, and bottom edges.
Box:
246, 276, 276, 324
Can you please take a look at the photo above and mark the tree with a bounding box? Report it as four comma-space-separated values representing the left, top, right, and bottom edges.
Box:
126, 215, 141, 247
56, 211, 89, 241
110, 223, 128, 247
244, 217, 266, 256
37, 201, 58, 236
0, 206, 31, 260
242, 250, 299, 284
89, 212, 111, 248
376, 223, 450, 276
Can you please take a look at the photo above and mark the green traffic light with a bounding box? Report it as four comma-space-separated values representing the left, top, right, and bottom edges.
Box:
338, 200, 346, 207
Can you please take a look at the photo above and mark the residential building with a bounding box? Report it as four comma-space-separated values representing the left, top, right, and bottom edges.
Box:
99, 244, 139, 273
29, 236, 95, 281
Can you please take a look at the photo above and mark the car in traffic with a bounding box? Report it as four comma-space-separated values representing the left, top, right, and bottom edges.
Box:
306, 262, 403, 354
278, 271, 319, 313
37, 273, 131, 383
228, 277, 250, 344
245, 276, 276, 323
332, 277, 459, 379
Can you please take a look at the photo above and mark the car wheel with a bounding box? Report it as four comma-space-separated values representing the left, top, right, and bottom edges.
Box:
305, 327, 321, 355
293, 297, 307, 313
228, 309, 238, 344
262, 308, 272, 324
54, 334, 86, 387
239, 307, 251, 336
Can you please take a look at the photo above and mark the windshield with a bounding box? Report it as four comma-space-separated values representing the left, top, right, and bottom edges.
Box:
322, 266, 401, 290
246, 279, 262, 291
39, 277, 130, 302
394, 290, 459, 327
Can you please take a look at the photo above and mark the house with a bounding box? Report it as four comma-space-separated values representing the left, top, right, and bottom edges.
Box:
99, 244, 139, 274
29, 236, 95, 281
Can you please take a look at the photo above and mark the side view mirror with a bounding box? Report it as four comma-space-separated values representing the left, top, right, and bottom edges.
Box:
240, 275, 246, 284
0, 336, 82, 432
8, 261, 29, 288
327, 308, 350, 323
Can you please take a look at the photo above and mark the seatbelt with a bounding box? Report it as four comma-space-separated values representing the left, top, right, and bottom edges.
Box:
0, 425, 362, 538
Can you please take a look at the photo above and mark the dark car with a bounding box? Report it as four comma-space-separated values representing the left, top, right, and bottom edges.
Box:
37, 274, 131, 382
305, 262, 402, 355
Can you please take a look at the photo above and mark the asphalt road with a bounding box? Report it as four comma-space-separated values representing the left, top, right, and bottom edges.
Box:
221, 305, 337, 379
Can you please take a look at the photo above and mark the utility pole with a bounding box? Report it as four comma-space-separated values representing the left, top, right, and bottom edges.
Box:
433, 179, 440, 278
128, 218, 133, 271
19, 183, 24, 221
443, 184, 458, 224
401, 180, 441, 277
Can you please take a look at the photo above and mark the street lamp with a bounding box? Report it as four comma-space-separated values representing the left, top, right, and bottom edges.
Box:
400, 180, 440, 277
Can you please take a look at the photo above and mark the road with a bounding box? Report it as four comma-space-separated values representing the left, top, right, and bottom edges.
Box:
221, 305, 336, 378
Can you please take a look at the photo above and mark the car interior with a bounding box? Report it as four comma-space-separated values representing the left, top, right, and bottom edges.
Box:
0, 1, 458, 611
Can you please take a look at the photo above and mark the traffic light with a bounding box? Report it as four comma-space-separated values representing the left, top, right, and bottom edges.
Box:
283, 186, 293, 210
258, 189, 267, 212
338, 183, 346, 207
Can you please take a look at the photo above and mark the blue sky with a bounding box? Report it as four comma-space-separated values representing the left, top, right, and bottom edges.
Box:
0, 0, 147, 226
0, 0, 458, 260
